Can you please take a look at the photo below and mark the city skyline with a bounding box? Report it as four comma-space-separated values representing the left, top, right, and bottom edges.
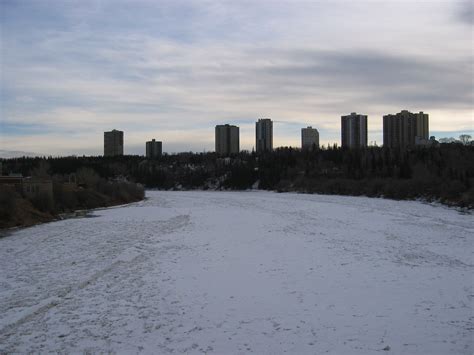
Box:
1, 0, 473, 156
105, 111, 432, 157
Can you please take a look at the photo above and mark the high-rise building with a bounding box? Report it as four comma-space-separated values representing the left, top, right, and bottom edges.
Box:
383, 110, 429, 148
146, 139, 162, 158
104, 129, 124, 156
341, 113, 368, 149
301, 126, 319, 150
215, 124, 239, 155
256, 118, 273, 153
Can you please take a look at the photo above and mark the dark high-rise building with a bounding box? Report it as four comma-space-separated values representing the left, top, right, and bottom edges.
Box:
256, 118, 273, 153
341, 113, 368, 148
104, 129, 124, 156
215, 124, 239, 155
383, 110, 429, 148
146, 139, 162, 158
301, 126, 319, 150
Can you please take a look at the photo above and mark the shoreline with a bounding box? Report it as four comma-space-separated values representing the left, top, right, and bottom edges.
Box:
0, 197, 146, 236
1, 188, 470, 234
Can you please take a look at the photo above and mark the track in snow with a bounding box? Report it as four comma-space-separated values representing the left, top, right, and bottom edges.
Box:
0, 191, 472, 354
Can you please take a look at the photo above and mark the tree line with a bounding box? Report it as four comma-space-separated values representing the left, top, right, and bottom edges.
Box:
1, 142, 473, 228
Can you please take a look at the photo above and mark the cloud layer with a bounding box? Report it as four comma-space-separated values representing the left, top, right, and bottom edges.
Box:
1, 0, 473, 155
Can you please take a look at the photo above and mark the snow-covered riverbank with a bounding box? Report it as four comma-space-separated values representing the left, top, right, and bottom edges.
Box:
0, 191, 472, 354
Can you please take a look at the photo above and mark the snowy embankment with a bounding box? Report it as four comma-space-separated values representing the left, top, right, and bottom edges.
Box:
0, 191, 472, 354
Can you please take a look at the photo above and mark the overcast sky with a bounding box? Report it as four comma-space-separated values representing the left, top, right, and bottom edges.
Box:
1, 0, 473, 155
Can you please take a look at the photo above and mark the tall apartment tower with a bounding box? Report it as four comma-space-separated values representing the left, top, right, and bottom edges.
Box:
146, 139, 162, 158
341, 113, 368, 149
215, 124, 239, 155
383, 110, 429, 148
256, 118, 273, 153
104, 129, 124, 156
301, 126, 319, 150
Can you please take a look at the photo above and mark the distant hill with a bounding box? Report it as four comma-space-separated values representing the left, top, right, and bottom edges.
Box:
0, 150, 43, 159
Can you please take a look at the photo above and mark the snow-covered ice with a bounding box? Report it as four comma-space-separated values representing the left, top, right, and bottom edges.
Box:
0, 191, 472, 354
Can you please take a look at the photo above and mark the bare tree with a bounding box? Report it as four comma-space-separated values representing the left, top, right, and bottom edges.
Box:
76, 167, 100, 188
439, 137, 456, 144
459, 134, 472, 145
30, 161, 50, 178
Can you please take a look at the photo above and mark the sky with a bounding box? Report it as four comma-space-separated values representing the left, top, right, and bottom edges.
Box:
1, 0, 473, 156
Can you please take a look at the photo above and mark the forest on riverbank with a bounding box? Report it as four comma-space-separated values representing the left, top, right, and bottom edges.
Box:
1, 143, 473, 229
0, 166, 144, 229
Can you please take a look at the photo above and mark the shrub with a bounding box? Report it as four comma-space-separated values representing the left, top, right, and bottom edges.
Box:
30, 191, 55, 213
0, 186, 17, 225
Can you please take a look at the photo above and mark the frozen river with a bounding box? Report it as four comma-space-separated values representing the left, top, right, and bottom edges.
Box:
0, 191, 472, 354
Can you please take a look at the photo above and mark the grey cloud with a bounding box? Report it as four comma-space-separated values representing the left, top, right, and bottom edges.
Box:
6, 37, 472, 120
246, 49, 473, 110
457, 0, 473, 25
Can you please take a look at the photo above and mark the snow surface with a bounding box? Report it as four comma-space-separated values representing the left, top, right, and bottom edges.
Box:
0, 191, 473, 354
